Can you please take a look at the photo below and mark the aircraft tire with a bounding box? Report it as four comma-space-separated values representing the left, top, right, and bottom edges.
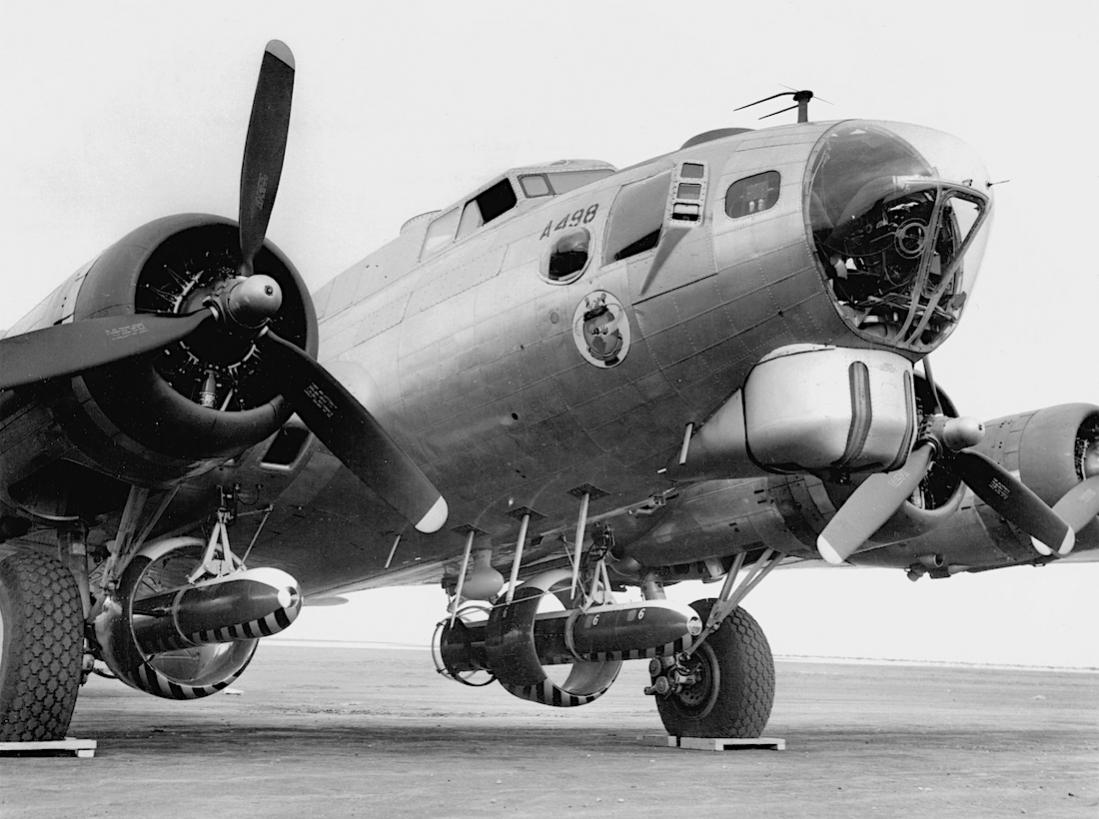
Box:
0, 549, 83, 741
655, 600, 774, 738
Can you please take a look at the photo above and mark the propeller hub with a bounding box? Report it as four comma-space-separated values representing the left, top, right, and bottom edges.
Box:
941, 416, 985, 451
919, 414, 984, 453
225, 275, 283, 328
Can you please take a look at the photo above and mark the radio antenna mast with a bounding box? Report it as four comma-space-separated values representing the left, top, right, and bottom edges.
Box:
736, 89, 815, 123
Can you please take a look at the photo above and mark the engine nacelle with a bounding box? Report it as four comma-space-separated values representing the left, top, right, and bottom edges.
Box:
0, 214, 317, 515
672, 345, 916, 480
977, 403, 1099, 506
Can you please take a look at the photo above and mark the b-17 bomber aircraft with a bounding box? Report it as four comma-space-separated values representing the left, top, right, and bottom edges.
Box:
2, 41, 1096, 743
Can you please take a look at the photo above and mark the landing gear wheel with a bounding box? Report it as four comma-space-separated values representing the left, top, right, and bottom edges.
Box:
654, 600, 774, 738
0, 549, 83, 741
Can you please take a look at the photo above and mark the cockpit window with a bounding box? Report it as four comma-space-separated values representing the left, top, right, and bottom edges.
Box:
547, 169, 614, 194
520, 174, 552, 197
604, 171, 672, 263
457, 178, 518, 239
725, 171, 780, 218
807, 122, 991, 352
519, 169, 614, 198
421, 207, 459, 258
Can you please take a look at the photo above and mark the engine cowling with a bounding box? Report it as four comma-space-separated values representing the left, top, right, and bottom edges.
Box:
977, 403, 1099, 506
1, 214, 316, 507
822, 373, 967, 544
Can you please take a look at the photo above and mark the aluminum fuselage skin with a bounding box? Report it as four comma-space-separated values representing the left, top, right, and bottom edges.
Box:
210, 121, 1019, 593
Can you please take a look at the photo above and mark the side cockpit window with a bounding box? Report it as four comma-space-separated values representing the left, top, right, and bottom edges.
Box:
458, 178, 518, 239
520, 174, 552, 197
422, 178, 519, 259
603, 171, 673, 263
725, 171, 781, 218
421, 208, 459, 258
520, 169, 614, 198
545, 169, 614, 194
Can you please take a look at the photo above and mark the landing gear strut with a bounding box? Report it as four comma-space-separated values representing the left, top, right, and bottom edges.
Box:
651, 600, 774, 738
647, 550, 779, 737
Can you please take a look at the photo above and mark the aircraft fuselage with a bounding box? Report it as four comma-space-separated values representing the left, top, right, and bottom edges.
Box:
228, 119, 994, 591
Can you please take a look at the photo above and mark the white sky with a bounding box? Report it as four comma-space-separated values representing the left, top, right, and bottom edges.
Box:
1, 0, 1097, 667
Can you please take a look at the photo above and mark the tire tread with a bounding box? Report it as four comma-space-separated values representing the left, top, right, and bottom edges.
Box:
0, 550, 83, 742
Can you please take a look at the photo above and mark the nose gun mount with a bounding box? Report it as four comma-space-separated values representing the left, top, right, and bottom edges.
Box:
807, 122, 993, 353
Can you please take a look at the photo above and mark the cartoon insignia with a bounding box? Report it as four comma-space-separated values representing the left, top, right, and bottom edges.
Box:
572, 291, 630, 368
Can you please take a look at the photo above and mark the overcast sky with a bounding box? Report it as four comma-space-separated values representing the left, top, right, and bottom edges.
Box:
1, 0, 1096, 667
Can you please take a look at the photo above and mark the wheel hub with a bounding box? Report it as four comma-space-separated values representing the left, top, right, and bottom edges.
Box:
670, 649, 712, 707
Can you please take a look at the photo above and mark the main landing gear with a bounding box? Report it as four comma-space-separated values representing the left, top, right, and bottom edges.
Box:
0, 548, 83, 741
647, 550, 780, 738
650, 601, 774, 737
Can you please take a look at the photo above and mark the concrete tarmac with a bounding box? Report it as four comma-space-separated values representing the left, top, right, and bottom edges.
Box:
2, 645, 1097, 818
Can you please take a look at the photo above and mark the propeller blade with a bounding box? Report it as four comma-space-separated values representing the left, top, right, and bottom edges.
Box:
0, 311, 212, 390
951, 450, 1074, 556
1042, 475, 1099, 554
256, 331, 447, 533
239, 40, 295, 277
817, 443, 934, 565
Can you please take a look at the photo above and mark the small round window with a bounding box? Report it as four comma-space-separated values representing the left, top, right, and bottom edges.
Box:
541, 228, 591, 284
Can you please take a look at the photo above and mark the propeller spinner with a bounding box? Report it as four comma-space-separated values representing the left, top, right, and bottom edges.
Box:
0, 41, 447, 534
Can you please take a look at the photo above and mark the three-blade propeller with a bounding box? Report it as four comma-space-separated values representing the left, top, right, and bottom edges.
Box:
0, 41, 447, 534
818, 411, 1076, 565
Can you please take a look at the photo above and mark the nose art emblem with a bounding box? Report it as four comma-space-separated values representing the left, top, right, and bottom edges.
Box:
572, 290, 630, 368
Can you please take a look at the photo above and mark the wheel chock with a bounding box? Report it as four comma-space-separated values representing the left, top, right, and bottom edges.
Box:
0, 737, 97, 758
645, 734, 785, 751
